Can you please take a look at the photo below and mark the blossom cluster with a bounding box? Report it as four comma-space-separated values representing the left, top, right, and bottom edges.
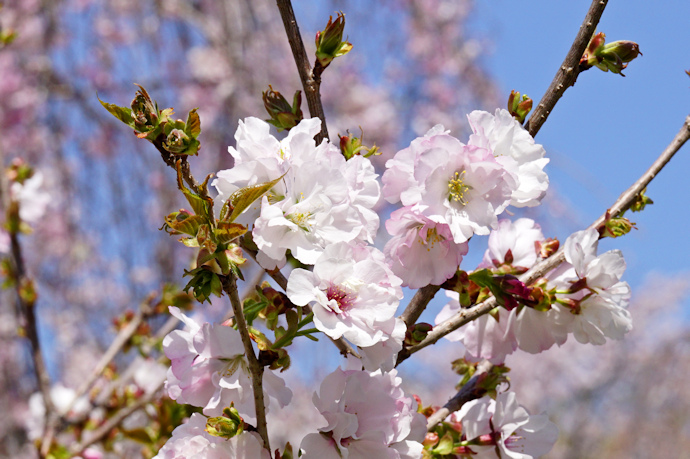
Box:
153, 109, 626, 458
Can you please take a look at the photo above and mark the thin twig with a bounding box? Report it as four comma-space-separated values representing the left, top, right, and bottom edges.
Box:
398, 115, 690, 364
222, 273, 270, 451
276, 0, 330, 143
524, 0, 609, 137
68, 303, 153, 412
69, 383, 162, 457
425, 360, 493, 430
152, 137, 201, 195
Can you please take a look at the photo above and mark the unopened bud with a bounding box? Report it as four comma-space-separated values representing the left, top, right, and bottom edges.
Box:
205, 405, 244, 439
536, 238, 559, 259
315, 12, 353, 68
263, 85, 303, 132
404, 322, 433, 346
163, 128, 190, 154
630, 189, 653, 213
507, 90, 532, 123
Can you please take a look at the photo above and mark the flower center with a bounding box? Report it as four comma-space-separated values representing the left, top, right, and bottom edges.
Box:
326, 284, 356, 313
447, 171, 472, 205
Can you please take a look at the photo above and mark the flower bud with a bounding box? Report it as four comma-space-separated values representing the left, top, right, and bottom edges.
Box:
630, 189, 653, 213
163, 128, 190, 154
602, 216, 635, 238
315, 12, 353, 68
262, 85, 303, 132
507, 90, 532, 124
404, 322, 433, 346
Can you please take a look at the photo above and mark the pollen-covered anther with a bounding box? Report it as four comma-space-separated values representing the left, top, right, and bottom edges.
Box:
447, 170, 472, 205
326, 284, 355, 312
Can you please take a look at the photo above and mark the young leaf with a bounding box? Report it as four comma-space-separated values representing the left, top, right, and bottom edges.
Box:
225, 172, 287, 223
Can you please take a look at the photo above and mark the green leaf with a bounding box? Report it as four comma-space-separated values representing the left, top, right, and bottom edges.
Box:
186, 108, 201, 138
226, 172, 287, 223
98, 96, 135, 127
215, 222, 247, 244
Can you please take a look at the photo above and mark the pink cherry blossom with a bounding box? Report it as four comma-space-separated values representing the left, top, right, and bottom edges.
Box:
300, 367, 425, 459
382, 125, 514, 243
287, 242, 402, 348
467, 109, 549, 208
11, 171, 50, 224
163, 307, 292, 422
384, 206, 468, 288
480, 218, 545, 269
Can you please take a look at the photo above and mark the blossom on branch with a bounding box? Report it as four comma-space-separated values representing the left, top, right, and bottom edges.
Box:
300, 367, 425, 459
287, 242, 402, 349
163, 307, 292, 422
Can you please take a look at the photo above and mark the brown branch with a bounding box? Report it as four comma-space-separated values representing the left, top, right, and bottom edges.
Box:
425, 360, 493, 431
152, 138, 201, 195
276, 0, 330, 143
222, 273, 270, 451
400, 284, 441, 327
398, 115, 690, 365
524, 0, 609, 137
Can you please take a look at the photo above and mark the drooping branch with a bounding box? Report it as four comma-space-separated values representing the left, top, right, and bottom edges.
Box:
398, 115, 690, 364
524, 0, 609, 137
276, 0, 330, 143
222, 273, 270, 451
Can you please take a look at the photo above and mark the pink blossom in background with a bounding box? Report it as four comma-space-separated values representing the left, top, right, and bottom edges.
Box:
11, 171, 50, 224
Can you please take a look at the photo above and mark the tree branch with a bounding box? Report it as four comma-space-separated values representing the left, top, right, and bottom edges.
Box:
400, 284, 441, 327
276, 0, 330, 143
398, 115, 690, 365
425, 360, 493, 430
524, 0, 609, 137
222, 273, 270, 451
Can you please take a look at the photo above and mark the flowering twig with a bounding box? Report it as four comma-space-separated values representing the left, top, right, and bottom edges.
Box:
398, 0, 609, 334
425, 360, 494, 430
68, 302, 154, 413
240, 238, 360, 358
399, 114, 690, 364
524, 0, 609, 137
276, 0, 330, 143
69, 382, 162, 457
221, 273, 270, 451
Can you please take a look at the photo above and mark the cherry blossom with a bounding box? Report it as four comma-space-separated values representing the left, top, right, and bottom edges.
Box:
286, 242, 402, 348
11, 171, 50, 224
162, 307, 292, 422
384, 206, 468, 288
300, 367, 425, 459
382, 125, 514, 243
467, 109, 549, 207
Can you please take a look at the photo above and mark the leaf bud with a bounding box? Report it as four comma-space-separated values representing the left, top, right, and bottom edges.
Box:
602, 216, 636, 238
338, 129, 380, 159
404, 322, 433, 346
507, 90, 532, 124
315, 12, 353, 68
263, 85, 303, 132
580, 32, 641, 76
131, 84, 159, 131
